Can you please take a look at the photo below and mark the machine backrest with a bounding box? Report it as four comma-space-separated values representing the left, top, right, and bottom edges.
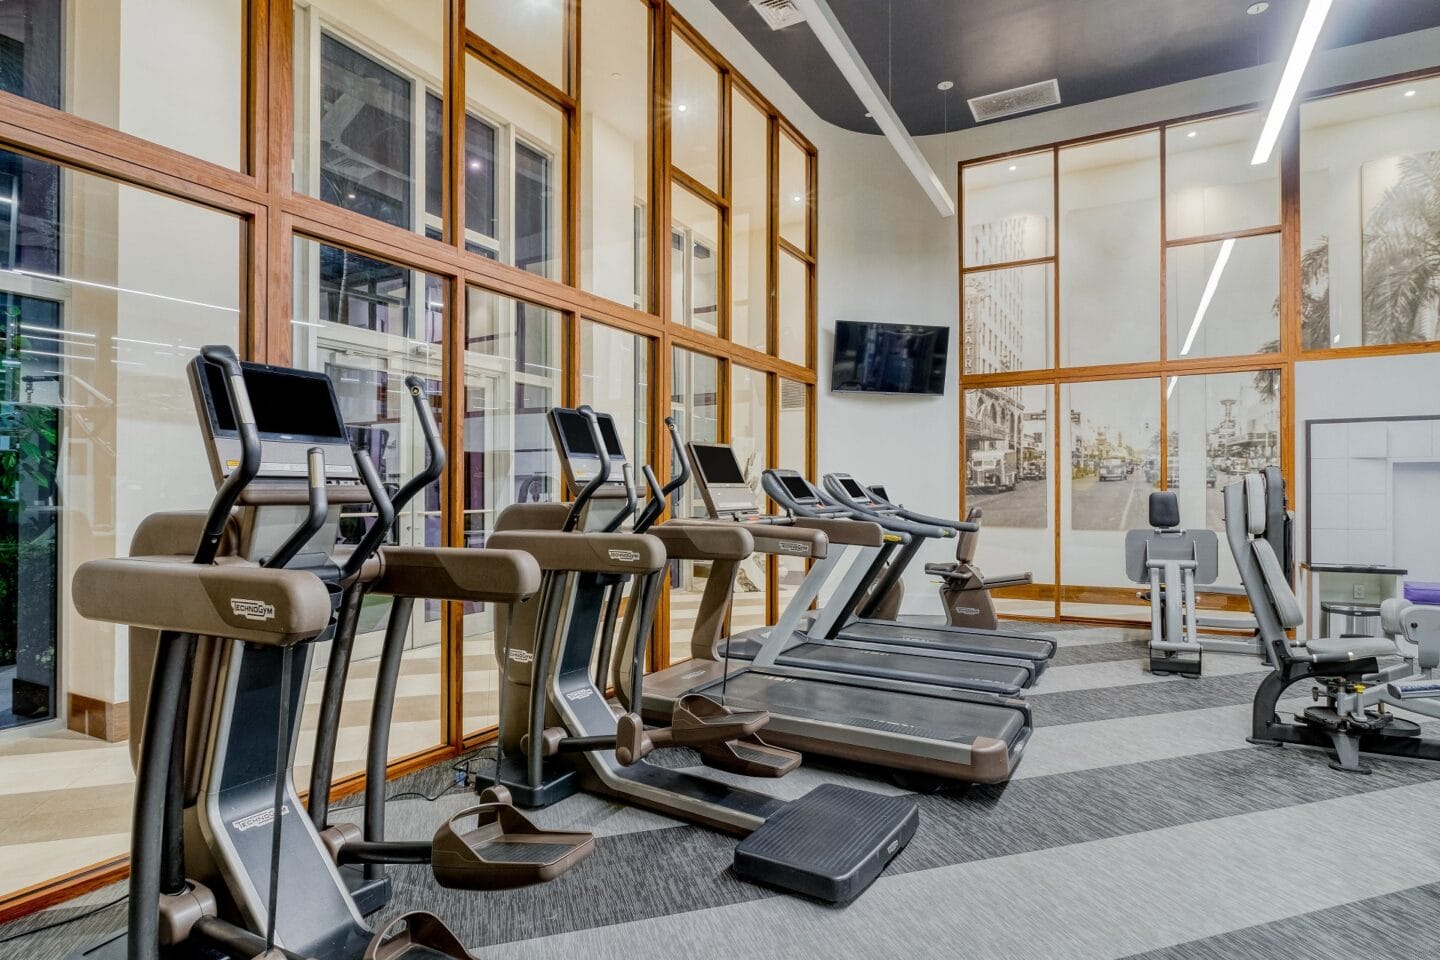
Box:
1224, 472, 1302, 658
1149, 492, 1180, 529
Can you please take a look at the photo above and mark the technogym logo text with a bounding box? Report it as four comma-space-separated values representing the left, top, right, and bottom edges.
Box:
230, 598, 276, 622
233, 804, 290, 832
607, 549, 641, 563
776, 541, 810, 555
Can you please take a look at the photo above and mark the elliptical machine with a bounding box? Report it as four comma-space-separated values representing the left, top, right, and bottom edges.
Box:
69, 346, 587, 960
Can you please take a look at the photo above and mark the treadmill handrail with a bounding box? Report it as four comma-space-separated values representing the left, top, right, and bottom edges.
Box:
195, 346, 260, 566
819, 473, 957, 540
824, 474, 978, 534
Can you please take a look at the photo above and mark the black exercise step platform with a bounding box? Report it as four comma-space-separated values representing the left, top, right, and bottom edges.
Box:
733, 783, 918, 903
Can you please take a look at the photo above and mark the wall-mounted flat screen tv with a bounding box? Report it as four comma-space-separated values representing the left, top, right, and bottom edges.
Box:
831, 320, 949, 395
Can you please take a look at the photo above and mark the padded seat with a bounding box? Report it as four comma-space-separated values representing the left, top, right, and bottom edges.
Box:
1303, 636, 1397, 663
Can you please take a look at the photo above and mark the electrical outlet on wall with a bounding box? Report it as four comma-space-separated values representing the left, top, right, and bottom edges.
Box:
1354, 584, 1367, 600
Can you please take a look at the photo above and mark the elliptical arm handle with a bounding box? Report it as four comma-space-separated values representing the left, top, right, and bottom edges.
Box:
343, 378, 442, 577
563, 406, 610, 532
660, 417, 689, 498
196, 346, 260, 565
603, 463, 638, 533
266, 448, 330, 569
633, 465, 666, 533
340, 450, 393, 581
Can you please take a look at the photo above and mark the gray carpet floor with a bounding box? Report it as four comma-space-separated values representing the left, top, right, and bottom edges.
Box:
6, 623, 1440, 959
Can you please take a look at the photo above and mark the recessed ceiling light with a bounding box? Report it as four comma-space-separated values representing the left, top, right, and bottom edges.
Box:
1008, 164, 1017, 171
1247, 2, 1269, 14
469, 160, 481, 170
792, 194, 803, 202
345, 193, 356, 200
1404, 89, 1417, 97
677, 103, 688, 112
1187, 130, 1198, 138
937, 80, 954, 92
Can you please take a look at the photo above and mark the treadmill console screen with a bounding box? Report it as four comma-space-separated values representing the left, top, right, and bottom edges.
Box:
779, 474, 817, 503
869, 484, 890, 503
691, 443, 747, 485
838, 476, 870, 501
201, 360, 348, 443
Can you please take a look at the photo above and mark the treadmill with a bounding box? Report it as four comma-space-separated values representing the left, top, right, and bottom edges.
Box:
637, 435, 1034, 784
682, 445, 1053, 696
771, 467, 1057, 667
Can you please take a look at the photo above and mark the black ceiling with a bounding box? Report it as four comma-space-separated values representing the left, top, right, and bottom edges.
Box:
710, 0, 1440, 136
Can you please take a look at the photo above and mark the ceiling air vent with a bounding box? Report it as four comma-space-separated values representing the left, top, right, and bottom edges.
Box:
750, 0, 806, 31
967, 79, 1062, 123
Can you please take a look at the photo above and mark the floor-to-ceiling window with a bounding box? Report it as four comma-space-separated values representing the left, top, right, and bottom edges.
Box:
0, 0, 819, 914
958, 72, 1438, 622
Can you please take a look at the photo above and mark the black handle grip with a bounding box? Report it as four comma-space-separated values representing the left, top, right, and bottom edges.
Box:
633, 465, 666, 532
389, 376, 445, 516
266, 448, 330, 569
196, 346, 260, 565
563, 406, 610, 533
603, 463, 638, 533
342, 449, 395, 580
661, 417, 690, 498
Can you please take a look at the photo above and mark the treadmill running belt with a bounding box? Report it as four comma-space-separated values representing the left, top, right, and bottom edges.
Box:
840, 619, 1055, 660
776, 641, 1033, 694
702, 671, 1028, 746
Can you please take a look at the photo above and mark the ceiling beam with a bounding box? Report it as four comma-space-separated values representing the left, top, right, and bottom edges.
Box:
788, 0, 956, 218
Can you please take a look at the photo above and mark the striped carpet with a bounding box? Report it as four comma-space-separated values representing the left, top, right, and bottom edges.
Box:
6, 622, 1440, 959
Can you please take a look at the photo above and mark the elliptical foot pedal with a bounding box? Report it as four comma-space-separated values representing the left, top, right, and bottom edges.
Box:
432, 803, 594, 889
733, 784, 918, 903
364, 912, 476, 959
669, 694, 769, 746
699, 736, 800, 778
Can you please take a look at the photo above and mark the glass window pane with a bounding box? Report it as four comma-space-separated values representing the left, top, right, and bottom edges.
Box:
1166, 112, 1279, 239
779, 133, 809, 252
963, 385, 1053, 618
468, 55, 567, 279
465, 113, 499, 244
1061, 378, 1160, 619
776, 378, 808, 614
777, 251, 807, 365
294, 0, 445, 236
962, 151, 1054, 268
1301, 76, 1440, 350
671, 185, 720, 335
731, 92, 770, 352
963, 264, 1053, 373
730, 366, 768, 633
580, 321, 650, 467
671, 34, 719, 191
466, 0, 566, 91
462, 286, 564, 734
1167, 234, 1280, 359
581, 0, 650, 310
0, 0, 243, 169
292, 238, 445, 776
1059, 133, 1161, 366
0, 151, 243, 895
1166, 370, 1281, 591
668, 348, 718, 663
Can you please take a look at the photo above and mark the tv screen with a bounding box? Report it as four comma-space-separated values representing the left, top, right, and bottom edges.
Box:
831, 321, 949, 395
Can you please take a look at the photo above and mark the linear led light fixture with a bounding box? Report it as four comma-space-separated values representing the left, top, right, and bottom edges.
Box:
1251, 0, 1333, 165
1179, 237, 1236, 358
787, 0, 956, 217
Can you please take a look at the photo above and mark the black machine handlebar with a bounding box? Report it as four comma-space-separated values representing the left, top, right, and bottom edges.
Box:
603, 463, 639, 533
196, 346, 260, 565
633, 416, 690, 532
266, 448, 330, 569
342, 377, 444, 579
564, 406, 610, 533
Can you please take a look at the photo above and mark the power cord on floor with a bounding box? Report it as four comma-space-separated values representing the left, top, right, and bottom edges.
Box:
0, 894, 127, 945
330, 755, 488, 812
